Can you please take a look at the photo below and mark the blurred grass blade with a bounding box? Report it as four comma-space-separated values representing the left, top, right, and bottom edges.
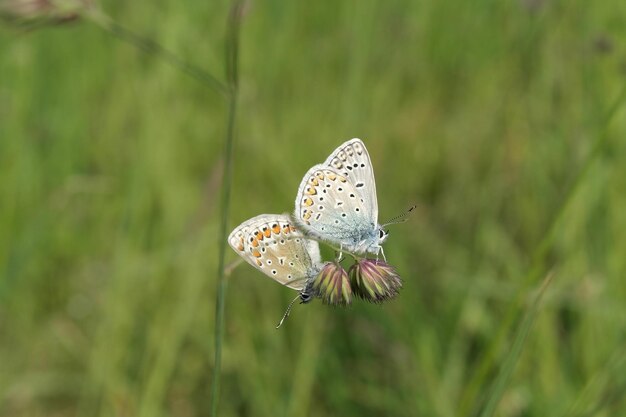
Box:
563, 341, 626, 417
0, 0, 85, 29
460, 83, 626, 415
209, 1, 244, 416
478, 272, 554, 417
85, 7, 229, 98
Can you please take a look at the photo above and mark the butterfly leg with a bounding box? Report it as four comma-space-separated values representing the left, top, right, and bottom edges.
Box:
379, 247, 387, 262
336, 244, 344, 262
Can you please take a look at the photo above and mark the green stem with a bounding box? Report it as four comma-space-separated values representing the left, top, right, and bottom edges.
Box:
85, 8, 229, 98
460, 83, 626, 416
478, 272, 553, 417
209, 2, 243, 416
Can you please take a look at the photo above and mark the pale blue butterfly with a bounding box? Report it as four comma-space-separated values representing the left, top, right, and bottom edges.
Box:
294, 138, 392, 259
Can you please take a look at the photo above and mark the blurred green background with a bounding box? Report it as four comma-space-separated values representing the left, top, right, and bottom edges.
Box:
2, 1, 626, 416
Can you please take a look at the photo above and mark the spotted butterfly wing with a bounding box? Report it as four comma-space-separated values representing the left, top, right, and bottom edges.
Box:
294, 165, 376, 253
322, 138, 378, 221
228, 214, 322, 290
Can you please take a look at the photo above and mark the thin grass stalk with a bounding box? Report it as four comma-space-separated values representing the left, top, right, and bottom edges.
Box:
563, 339, 626, 417
460, 84, 626, 415
209, 2, 244, 416
85, 7, 229, 98
478, 272, 553, 417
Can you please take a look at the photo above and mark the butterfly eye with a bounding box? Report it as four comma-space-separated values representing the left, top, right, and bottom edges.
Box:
379, 229, 385, 238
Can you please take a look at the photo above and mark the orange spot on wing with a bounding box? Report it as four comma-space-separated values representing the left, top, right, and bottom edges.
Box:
315, 172, 325, 180
263, 228, 271, 238
251, 249, 261, 258
237, 243, 244, 251
305, 186, 317, 195
283, 225, 290, 234
327, 172, 337, 181
303, 198, 313, 207
272, 224, 281, 234
309, 177, 319, 186
255, 231, 263, 240
290, 225, 296, 232
251, 239, 259, 248
256, 259, 263, 266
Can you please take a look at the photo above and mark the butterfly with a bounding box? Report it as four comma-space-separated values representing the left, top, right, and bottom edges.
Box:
294, 138, 390, 259
228, 214, 322, 309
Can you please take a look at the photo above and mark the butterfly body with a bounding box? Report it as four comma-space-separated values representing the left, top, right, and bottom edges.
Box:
294, 138, 388, 257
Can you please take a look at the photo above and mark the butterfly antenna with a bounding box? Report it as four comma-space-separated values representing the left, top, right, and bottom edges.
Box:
383, 205, 417, 226
276, 294, 301, 329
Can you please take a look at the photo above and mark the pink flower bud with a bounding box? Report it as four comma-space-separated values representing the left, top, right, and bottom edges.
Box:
349, 259, 402, 303
311, 262, 352, 306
